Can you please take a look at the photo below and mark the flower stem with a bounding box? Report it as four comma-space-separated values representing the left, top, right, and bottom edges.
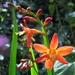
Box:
29, 46, 38, 75
41, 26, 54, 75
55, 4, 62, 28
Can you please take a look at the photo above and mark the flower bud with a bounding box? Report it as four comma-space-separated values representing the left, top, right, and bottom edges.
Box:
44, 17, 53, 26
17, 59, 32, 70
17, 63, 22, 68
36, 9, 42, 17
26, 7, 31, 11
17, 5, 22, 10
7, 2, 14, 7
20, 59, 28, 62
23, 16, 37, 22
18, 10, 29, 14
18, 10, 23, 14
20, 62, 27, 70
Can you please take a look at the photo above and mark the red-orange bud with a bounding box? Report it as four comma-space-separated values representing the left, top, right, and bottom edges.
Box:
23, 16, 37, 22
17, 5, 22, 10
7, 2, 14, 7
36, 9, 42, 17
44, 17, 53, 26
18, 10, 23, 14
26, 7, 31, 11
23, 16, 31, 20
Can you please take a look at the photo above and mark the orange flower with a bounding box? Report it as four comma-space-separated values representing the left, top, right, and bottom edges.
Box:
18, 23, 45, 48
33, 33, 74, 69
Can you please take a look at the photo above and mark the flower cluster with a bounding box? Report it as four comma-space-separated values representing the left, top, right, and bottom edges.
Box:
8, 2, 74, 70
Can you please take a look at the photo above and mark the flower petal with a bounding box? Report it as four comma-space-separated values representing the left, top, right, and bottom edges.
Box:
56, 55, 68, 64
33, 43, 49, 53
30, 29, 45, 35
16, 31, 25, 36
26, 35, 32, 48
50, 33, 58, 50
34, 53, 48, 63
45, 59, 54, 69
56, 46, 73, 56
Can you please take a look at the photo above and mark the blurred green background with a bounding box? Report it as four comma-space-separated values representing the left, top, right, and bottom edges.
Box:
0, 0, 75, 75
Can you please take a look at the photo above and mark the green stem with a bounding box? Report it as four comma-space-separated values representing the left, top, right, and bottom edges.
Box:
41, 26, 49, 46
29, 46, 38, 75
69, 24, 75, 46
41, 26, 54, 75
55, 4, 62, 28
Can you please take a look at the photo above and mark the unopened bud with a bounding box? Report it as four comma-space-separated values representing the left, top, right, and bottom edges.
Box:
7, 2, 14, 7
20, 59, 28, 62
44, 17, 53, 26
18, 10, 23, 14
17, 62, 22, 68
36, 9, 42, 17
18, 59, 32, 70
20, 62, 27, 70
26, 7, 31, 11
19, 10, 28, 14
23, 16, 37, 22
17, 5, 22, 10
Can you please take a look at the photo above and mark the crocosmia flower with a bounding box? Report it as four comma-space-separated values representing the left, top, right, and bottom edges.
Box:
33, 33, 74, 69
17, 22, 45, 48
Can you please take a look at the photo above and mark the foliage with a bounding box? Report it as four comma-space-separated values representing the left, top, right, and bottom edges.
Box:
0, 0, 75, 75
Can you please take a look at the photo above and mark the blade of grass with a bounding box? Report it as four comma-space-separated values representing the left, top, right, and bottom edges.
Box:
9, 7, 18, 75
29, 46, 38, 75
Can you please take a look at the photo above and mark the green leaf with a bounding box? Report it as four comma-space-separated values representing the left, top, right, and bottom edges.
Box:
54, 49, 75, 75
66, 12, 75, 24
9, 7, 18, 75
49, 0, 54, 3
66, 17, 75, 24
48, 3, 55, 16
